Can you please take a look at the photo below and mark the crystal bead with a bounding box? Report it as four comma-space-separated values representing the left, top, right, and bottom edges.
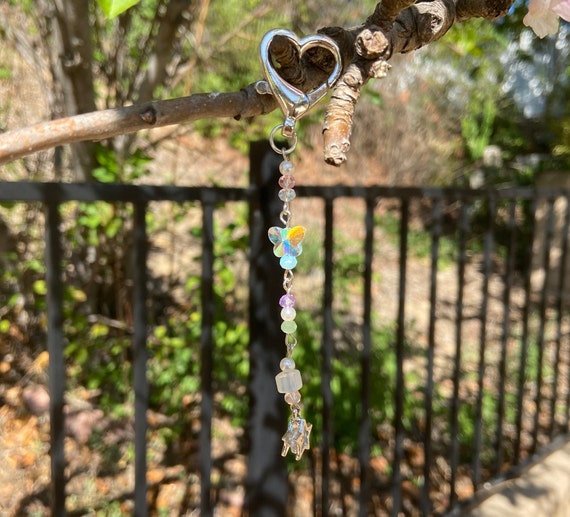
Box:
279, 175, 296, 189
275, 368, 303, 393
281, 320, 297, 334
281, 307, 296, 321
279, 161, 295, 176
278, 189, 296, 202
280, 357, 295, 370
280, 256, 297, 269
284, 391, 302, 405
279, 293, 296, 308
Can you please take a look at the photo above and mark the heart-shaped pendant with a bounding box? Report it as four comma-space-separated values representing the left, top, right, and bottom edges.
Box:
259, 29, 342, 134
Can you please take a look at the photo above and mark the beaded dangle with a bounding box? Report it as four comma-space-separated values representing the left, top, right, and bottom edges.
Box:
257, 29, 342, 460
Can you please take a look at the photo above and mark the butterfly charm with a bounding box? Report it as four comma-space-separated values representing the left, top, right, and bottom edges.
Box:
268, 225, 306, 269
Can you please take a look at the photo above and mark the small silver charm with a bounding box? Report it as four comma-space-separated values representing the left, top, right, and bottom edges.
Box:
281, 416, 312, 460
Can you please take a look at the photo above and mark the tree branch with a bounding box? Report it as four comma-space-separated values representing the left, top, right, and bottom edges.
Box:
0, 0, 517, 169
321, 0, 513, 165
0, 86, 275, 165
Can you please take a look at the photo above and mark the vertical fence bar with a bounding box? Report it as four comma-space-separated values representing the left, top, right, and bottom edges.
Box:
199, 192, 215, 516
558, 196, 570, 433
472, 195, 495, 488
551, 195, 570, 438
45, 201, 66, 517
358, 197, 375, 516
494, 199, 517, 475
391, 198, 409, 517
132, 201, 149, 517
531, 198, 555, 453
448, 199, 469, 510
420, 196, 442, 516
245, 141, 288, 516
514, 195, 538, 462
320, 195, 335, 517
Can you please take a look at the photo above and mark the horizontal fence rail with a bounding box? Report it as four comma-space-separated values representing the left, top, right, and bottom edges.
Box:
1, 142, 570, 516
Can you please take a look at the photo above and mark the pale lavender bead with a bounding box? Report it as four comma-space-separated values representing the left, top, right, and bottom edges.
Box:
279, 293, 296, 308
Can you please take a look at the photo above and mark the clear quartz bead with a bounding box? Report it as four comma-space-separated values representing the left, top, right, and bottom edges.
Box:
275, 368, 303, 393
279, 160, 295, 176
278, 189, 296, 202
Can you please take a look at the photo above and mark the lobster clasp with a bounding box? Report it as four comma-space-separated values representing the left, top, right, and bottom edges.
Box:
257, 29, 342, 138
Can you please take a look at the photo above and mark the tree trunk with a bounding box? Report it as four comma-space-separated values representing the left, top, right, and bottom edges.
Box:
50, 0, 97, 181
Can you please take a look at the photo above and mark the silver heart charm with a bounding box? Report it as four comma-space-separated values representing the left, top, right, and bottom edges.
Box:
259, 29, 342, 135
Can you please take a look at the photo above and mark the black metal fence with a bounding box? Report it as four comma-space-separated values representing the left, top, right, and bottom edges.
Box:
1, 141, 570, 516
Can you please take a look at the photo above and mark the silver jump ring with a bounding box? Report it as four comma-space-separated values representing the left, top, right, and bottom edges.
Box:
269, 124, 298, 156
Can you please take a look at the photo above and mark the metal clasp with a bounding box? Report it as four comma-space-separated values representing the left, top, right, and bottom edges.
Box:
257, 29, 342, 138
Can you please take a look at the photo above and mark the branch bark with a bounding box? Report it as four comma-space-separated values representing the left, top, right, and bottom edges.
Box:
0, 86, 275, 165
0, 0, 516, 169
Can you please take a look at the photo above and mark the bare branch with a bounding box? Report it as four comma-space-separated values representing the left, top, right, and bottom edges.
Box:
0, 86, 275, 166
321, 0, 513, 165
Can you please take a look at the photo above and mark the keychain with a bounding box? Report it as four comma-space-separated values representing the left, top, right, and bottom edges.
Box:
256, 29, 342, 460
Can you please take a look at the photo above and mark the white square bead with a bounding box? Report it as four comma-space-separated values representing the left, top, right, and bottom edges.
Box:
275, 368, 303, 393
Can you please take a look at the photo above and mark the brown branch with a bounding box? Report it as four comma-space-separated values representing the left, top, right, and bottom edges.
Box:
0, 86, 275, 166
320, 0, 513, 165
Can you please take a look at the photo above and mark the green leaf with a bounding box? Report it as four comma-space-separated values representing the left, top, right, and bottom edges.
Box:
90, 323, 110, 338
97, 0, 139, 18
33, 279, 47, 295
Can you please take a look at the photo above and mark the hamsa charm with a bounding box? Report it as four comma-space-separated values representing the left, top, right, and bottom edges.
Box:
281, 416, 312, 460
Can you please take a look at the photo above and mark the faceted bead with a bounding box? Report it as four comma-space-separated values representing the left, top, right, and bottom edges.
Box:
284, 391, 302, 405
281, 320, 297, 334
280, 256, 297, 269
279, 293, 296, 308
278, 189, 296, 202
280, 357, 295, 370
275, 368, 303, 393
279, 175, 296, 189
281, 307, 296, 321
279, 161, 295, 176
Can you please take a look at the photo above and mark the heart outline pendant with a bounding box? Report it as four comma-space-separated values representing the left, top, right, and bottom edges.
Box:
259, 29, 342, 132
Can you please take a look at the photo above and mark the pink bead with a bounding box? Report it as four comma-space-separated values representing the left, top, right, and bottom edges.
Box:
279, 176, 296, 189
284, 391, 302, 405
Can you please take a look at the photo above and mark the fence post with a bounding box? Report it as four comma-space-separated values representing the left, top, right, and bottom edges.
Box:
45, 201, 66, 517
245, 141, 288, 516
